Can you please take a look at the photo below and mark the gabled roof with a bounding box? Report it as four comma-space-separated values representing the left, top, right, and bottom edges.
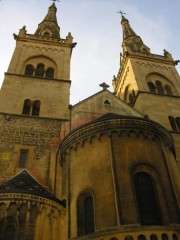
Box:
0, 170, 65, 207
72, 89, 107, 107
72, 88, 143, 117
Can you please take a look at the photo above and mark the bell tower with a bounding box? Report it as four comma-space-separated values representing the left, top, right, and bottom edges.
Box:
0, 3, 76, 119
113, 16, 180, 105
113, 15, 180, 168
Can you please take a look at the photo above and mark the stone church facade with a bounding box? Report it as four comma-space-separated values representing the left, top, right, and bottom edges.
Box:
0, 3, 179, 240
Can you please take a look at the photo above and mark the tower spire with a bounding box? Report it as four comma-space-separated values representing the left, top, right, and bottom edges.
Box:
35, 2, 60, 38
121, 16, 150, 53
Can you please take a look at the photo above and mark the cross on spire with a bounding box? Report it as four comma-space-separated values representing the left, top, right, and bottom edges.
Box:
51, 0, 60, 2
117, 10, 126, 17
99, 82, 110, 90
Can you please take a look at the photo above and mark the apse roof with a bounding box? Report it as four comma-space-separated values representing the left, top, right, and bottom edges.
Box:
0, 170, 66, 207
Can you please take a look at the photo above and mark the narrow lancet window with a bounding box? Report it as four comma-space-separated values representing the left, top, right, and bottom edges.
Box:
134, 172, 161, 225
22, 99, 31, 115
77, 193, 95, 236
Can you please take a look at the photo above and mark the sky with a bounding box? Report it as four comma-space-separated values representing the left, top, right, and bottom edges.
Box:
0, 0, 179, 104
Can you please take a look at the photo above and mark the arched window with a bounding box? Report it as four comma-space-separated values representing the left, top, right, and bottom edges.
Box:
35, 63, 45, 77
162, 234, 168, 240
43, 32, 50, 37
24, 64, 34, 76
22, 99, 31, 115
156, 81, 164, 94
164, 84, 172, 95
129, 93, 134, 106
148, 82, 156, 93
176, 117, 180, 132
77, 193, 95, 236
32, 100, 40, 116
134, 172, 161, 225
45, 67, 54, 78
138, 235, 146, 240
4, 225, 17, 240
132, 90, 136, 99
125, 236, 134, 240
172, 234, 178, 240
169, 116, 178, 132
150, 235, 158, 240
84, 196, 95, 235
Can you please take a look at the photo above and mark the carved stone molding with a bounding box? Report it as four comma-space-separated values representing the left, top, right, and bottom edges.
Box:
59, 114, 175, 165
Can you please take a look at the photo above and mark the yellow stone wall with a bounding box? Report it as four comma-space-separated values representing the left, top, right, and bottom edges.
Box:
134, 93, 180, 169
60, 117, 180, 239
0, 74, 70, 118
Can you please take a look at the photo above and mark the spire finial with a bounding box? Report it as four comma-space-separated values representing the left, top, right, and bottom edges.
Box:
51, 0, 60, 2
117, 10, 126, 17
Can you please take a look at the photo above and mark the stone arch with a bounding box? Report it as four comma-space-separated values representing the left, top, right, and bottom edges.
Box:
146, 72, 174, 95
22, 55, 57, 77
7, 202, 18, 218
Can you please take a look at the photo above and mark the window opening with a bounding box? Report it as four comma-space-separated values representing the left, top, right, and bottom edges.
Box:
169, 116, 178, 132
164, 85, 172, 95
156, 81, 164, 94
35, 63, 45, 77
45, 68, 54, 78
77, 194, 95, 236
84, 196, 95, 235
24, 64, 34, 76
134, 172, 161, 225
176, 117, 180, 132
22, 99, 31, 115
32, 100, 40, 116
129, 93, 134, 106
43, 32, 50, 37
19, 149, 28, 168
148, 82, 156, 93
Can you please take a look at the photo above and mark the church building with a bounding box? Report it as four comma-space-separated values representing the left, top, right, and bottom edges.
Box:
0, 3, 179, 240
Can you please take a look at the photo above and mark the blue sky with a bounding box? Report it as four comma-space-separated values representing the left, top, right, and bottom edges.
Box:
0, 0, 179, 104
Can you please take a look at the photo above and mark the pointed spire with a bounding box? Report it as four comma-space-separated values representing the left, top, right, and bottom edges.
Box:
121, 16, 137, 40
121, 16, 150, 53
35, 3, 60, 39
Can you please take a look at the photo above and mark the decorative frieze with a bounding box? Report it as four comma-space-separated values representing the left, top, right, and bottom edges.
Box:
59, 114, 175, 164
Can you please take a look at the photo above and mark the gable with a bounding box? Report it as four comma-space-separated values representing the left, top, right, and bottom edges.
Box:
71, 90, 143, 130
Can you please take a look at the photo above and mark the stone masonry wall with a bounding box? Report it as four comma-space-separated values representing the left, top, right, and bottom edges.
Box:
0, 113, 62, 189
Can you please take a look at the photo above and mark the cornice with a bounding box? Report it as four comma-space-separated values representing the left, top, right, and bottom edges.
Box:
0, 193, 65, 211
5, 72, 71, 84
16, 35, 77, 49
59, 115, 175, 165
